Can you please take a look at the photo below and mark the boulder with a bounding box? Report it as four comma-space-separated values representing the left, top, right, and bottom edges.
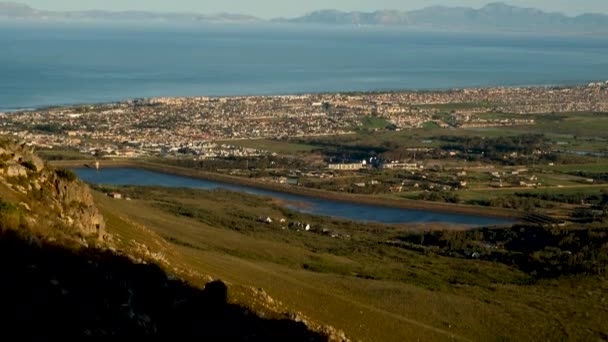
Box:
26, 155, 45, 172
50, 173, 105, 238
7, 164, 27, 178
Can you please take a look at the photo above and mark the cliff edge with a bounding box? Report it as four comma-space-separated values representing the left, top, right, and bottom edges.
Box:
0, 139, 104, 243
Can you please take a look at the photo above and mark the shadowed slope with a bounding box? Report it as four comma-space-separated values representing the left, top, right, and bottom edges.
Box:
0, 228, 326, 340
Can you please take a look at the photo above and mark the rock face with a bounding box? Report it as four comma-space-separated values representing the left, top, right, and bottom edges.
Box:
6, 164, 27, 178
0, 139, 105, 239
1, 142, 44, 172
49, 171, 106, 237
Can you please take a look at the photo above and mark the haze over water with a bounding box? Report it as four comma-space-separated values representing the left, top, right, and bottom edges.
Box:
1, 21, 608, 111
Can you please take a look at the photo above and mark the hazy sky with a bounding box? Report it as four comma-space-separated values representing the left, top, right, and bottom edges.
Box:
22, 0, 608, 18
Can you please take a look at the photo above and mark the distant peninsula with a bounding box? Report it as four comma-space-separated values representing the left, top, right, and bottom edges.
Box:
1, 1, 607, 33
275, 3, 608, 33
0, 2, 261, 23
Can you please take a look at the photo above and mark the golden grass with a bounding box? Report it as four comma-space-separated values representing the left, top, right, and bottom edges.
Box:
95, 188, 608, 342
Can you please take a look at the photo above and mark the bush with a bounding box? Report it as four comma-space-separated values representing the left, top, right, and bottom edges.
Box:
55, 168, 77, 182
21, 160, 37, 171
0, 201, 22, 231
417, 191, 460, 203
489, 195, 545, 210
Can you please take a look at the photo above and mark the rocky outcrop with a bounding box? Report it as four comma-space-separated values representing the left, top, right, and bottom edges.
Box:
6, 164, 27, 177
48, 172, 105, 237
0, 138, 105, 239
0, 141, 45, 171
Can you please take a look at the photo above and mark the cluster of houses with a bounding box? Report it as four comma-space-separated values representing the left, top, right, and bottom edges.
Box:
258, 217, 351, 239
489, 169, 542, 188
106, 192, 131, 201
328, 160, 367, 171
328, 159, 423, 172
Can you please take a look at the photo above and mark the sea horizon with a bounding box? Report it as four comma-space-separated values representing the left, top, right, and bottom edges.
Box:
2, 22, 607, 112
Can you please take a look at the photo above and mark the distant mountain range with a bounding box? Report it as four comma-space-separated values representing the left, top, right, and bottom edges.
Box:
1, 1, 607, 33
0, 2, 261, 23
275, 3, 608, 33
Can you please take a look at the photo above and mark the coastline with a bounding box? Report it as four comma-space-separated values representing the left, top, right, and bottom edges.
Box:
50, 159, 523, 221
1, 82, 597, 115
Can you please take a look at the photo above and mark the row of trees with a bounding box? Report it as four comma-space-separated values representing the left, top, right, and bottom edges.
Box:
396, 225, 608, 278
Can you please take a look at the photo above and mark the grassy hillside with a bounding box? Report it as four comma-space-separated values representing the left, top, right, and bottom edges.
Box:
0, 138, 342, 340
94, 185, 608, 342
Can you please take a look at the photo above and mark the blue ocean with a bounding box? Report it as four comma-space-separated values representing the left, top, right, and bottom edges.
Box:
1, 21, 607, 111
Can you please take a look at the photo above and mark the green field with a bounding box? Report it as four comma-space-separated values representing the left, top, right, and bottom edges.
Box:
551, 162, 608, 173
297, 111, 608, 148
534, 113, 608, 138
359, 116, 390, 130
456, 185, 607, 204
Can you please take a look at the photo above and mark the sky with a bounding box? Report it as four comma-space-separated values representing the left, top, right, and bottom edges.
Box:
20, 0, 608, 18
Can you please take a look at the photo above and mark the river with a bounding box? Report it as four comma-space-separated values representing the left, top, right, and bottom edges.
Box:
73, 167, 513, 226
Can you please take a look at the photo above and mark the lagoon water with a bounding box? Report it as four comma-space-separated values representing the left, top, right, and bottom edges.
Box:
74, 167, 513, 226
1, 21, 608, 111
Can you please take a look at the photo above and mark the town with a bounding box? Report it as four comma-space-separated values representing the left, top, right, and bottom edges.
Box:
1, 83, 607, 160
